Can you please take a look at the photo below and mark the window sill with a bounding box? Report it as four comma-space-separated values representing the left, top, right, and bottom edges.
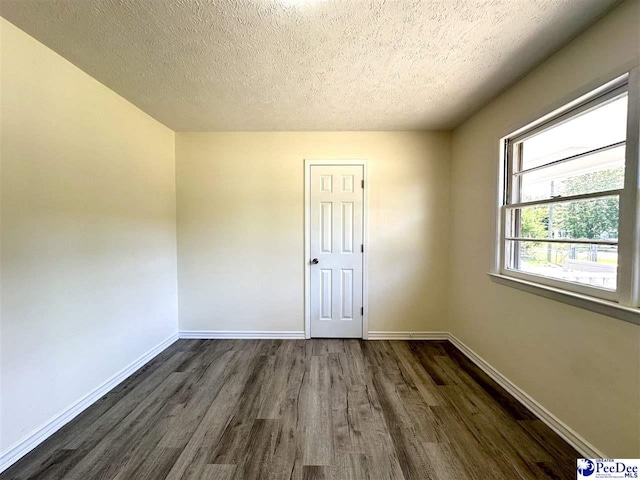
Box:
488, 273, 640, 325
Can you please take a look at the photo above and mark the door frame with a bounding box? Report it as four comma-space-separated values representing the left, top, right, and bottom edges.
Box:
304, 159, 369, 339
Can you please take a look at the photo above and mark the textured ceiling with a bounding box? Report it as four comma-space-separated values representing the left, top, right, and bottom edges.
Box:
0, 0, 621, 131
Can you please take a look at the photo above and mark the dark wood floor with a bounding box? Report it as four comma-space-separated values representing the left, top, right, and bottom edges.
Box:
1, 339, 579, 480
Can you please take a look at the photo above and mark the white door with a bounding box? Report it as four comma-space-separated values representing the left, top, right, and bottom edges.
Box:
310, 165, 364, 338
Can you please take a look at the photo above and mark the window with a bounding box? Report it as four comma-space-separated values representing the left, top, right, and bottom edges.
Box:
499, 71, 640, 310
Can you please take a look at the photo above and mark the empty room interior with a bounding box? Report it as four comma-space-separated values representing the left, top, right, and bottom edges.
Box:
0, 0, 639, 478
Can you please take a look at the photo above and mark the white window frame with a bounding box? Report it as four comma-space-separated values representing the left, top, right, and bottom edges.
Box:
493, 68, 640, 323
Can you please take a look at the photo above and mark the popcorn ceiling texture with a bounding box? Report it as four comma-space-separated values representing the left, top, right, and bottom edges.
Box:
0, 0, 620, 131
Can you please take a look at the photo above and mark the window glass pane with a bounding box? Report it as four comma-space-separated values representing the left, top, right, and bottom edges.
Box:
518, 145, 625, 202
506, 240, 617, 290
517, 94, 627, 172
508, 196, 620, 241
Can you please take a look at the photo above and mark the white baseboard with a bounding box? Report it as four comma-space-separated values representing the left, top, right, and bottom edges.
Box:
0, 332, 180, 475
367, 331, 449, 340
179, 331, 447, 340
179, 330, 306, 339
447, 333, 606, 459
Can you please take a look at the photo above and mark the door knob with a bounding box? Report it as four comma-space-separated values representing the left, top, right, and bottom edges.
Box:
311, 258, 319, 264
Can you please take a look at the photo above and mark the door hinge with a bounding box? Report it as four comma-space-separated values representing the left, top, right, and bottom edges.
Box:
361, 179, 364, 189
361, 244, 364, 253
361, 307, 364, 316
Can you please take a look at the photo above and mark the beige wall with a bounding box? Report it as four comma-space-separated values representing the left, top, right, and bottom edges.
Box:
449, 0, 640, 457
176, 132, 451, 334
0, 18, 178, 453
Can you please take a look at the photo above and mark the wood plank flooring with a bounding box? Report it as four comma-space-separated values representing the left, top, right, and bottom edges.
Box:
1, 340, 580, 480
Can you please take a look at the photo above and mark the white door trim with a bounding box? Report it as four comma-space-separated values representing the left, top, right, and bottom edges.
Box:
304, 159, 369, 339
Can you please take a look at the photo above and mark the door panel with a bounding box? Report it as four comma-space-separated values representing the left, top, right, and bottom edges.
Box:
341, 269, 353, 319
342, 202, 354, 253
320, 269, 332, 319
320, 202, 332, 253
310, 165, 363, 338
